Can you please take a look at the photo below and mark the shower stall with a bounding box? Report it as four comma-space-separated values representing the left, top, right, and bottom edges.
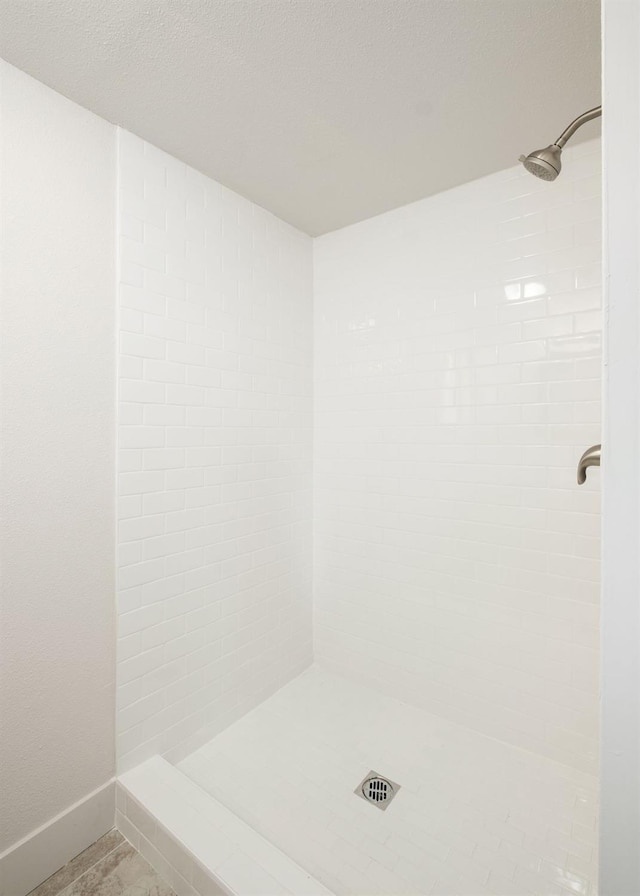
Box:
114, 119, 601, 896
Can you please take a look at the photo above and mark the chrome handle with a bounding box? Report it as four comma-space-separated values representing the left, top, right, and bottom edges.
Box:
577, 444, 601, 484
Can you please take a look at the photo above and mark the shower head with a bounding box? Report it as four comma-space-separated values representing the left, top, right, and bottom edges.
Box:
520, 105, 601, 181
519, 145, 562, 181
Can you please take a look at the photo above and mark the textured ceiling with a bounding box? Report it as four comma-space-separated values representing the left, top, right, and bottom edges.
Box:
0, 0, 601, 235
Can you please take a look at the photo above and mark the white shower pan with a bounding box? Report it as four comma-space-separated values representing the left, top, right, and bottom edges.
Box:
117, 667, 597, 896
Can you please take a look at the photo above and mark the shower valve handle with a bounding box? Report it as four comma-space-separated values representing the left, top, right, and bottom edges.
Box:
577, 444, 601, 485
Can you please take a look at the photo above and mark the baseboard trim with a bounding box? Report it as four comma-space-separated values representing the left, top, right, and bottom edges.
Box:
0, 779, 116, 896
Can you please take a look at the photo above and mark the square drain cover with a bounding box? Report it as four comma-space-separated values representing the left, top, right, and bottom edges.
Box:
354, 771, 400, 811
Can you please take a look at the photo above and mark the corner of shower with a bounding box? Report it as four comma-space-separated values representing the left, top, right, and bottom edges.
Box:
115, 106, 602, 896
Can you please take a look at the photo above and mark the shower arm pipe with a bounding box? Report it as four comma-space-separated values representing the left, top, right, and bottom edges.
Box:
554, 105, 602, 148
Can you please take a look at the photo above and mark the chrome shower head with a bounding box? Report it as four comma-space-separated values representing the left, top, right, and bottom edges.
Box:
519, 144, 562, 181
520, 105, 601, 181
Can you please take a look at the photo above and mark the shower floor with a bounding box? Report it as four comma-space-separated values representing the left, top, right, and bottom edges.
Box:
178, 667, 597, 896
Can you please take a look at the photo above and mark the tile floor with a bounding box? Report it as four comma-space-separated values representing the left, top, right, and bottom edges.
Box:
179, 666, 598, 896
28, 830, 174, 896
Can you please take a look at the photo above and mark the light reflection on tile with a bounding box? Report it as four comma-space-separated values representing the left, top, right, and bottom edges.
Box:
524, 281, 547, 298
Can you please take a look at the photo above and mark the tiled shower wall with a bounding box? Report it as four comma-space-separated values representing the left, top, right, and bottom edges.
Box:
116, 129, 601, 776
314, 139, 601, 773
116, 131, 313, 771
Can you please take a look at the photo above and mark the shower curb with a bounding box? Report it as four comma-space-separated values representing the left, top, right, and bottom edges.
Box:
116, 756, 333, 896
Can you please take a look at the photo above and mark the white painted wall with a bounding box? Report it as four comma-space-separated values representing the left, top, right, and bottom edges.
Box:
599, 2, 640, 893
314, 139, 602, 773
0, 58, 116, 884
115, 131, 314, 772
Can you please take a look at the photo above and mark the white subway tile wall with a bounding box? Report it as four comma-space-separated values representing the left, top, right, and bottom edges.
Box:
313, 139, 602, 773
116, 130, 314, 771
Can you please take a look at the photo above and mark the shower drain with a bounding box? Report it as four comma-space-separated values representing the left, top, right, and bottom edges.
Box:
354, 771, 400, 811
